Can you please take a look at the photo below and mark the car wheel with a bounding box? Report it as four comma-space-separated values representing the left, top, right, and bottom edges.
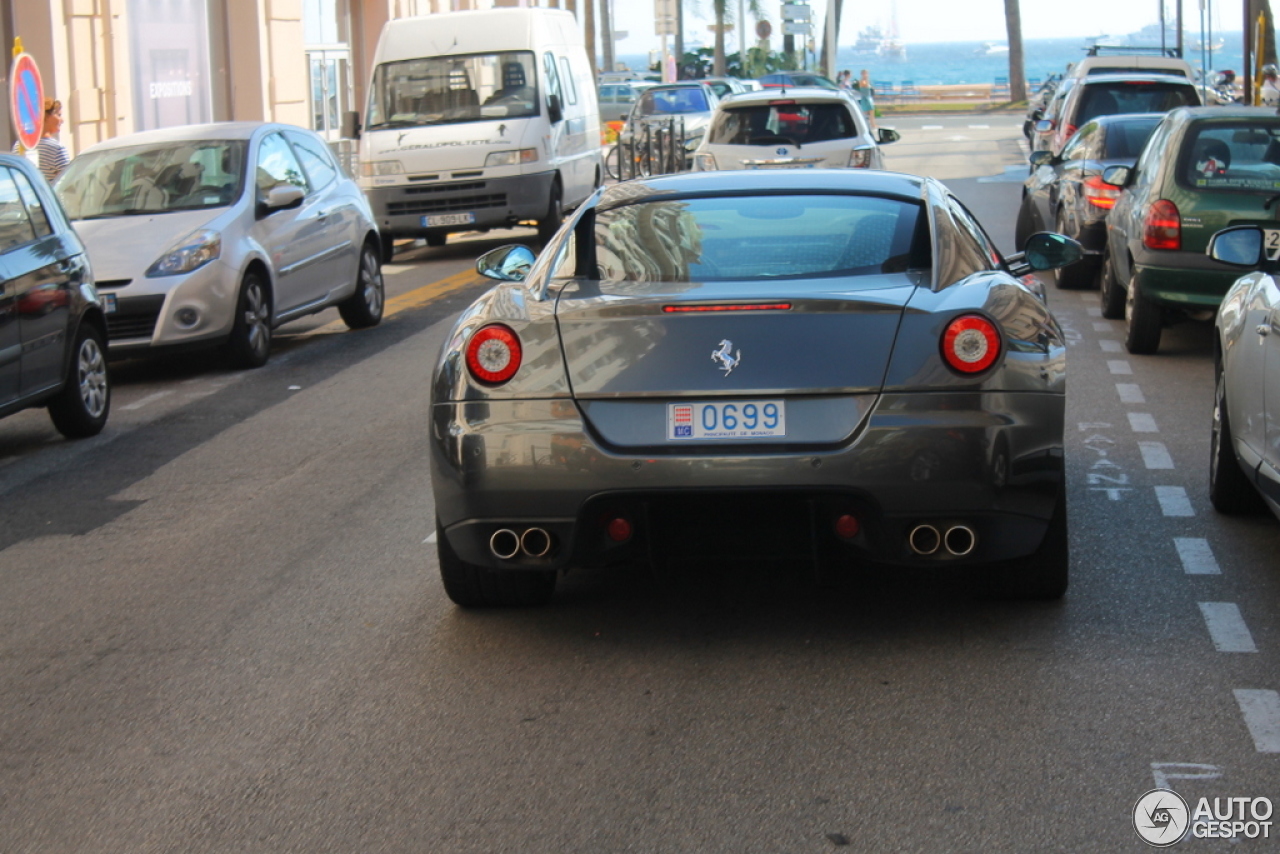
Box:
436, 521, 557, 608
536, 180, 563, 245
1123, 271, 1163, 354
1053, 209, 1092, 290
425, 233, 446, 248
1209, 360, 1266, 514
338, 242, 385, 330
47, 322, 110, 439
226, 270, 272, 369
975, 481, 1069, 600
1098, 249, 1126, 319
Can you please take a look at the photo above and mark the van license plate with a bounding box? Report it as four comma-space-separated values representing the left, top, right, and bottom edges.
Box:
1266, 228, 1280, 260
423, 213, 475, 227
668, 400, 786, 440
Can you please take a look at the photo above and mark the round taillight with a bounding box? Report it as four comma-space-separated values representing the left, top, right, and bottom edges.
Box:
834, 514, 860, 539
942, 315, 1001, 374
606, 517, 633, 543
465, 324, 522, 385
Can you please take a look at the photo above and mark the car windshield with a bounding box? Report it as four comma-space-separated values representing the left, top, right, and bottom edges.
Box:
366, 51, 539, 129
1101, 117, 1161, 158
1077, 81, 1198, 124
594, 194, 926, 283
709, 102, 858, 145
636, 87, 710, 116
57, 140, 247, 219
1180, 122, 1280, 191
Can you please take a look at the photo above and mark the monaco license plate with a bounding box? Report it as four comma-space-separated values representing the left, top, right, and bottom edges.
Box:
422, 212, 475, 228
668, 400, 786, 440
1266, 228, 1280, 260
99, 293, 117, 313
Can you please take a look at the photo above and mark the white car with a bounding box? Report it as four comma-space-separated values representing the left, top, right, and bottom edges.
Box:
56, 122, 385, 368
692, 87, 898, 172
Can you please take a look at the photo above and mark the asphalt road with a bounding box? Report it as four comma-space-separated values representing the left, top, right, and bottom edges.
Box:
1, 116, 1277, 853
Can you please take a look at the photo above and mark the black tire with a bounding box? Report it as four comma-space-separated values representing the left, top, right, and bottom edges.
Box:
338, 242, 385, 329
379, 232, 396, 264
425, 233, 446, 248
47, 322, 110, 439
1098, 250, 1126, 319
976, 482, 1069, 600
1124, 271, 1163, 354
436, 521, 557, 608
536, 180, 563, 245
1209, 361, 1267, 514
1053, 209, 1093, 290
226, 270, 272, 369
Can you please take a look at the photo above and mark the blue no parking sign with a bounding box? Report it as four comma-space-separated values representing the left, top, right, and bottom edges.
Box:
10, 52, 45, 151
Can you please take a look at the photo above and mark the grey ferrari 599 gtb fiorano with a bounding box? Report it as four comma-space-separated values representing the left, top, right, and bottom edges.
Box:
429, 170, 1081, 607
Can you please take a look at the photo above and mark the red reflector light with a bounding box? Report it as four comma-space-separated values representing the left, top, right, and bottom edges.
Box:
663, 302, 792, 313
465, 323, 522, 385
606, 517, 633, 542
1063, 123, 1078, 139
769, 99, 798, 105
1083, 174, 1122, 209
1142, 198, 1181, 250
835, 514, 860, 539
942, 314, 1001, 374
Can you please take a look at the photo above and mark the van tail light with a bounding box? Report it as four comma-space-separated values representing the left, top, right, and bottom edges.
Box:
1142, 199, 1181, 250
848, 147, 874, 168
1083, 174, 1122, 209
465, 323, 523, 385
942, 314, 1002, 374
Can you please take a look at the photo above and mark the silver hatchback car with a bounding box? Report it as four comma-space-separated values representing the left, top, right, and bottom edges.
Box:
57, 122, 385, 368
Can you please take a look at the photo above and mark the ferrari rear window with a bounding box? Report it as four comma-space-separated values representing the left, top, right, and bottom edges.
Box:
1179, 123, 1280, 191
708, 103, 858, 145
594, 194, 927, 283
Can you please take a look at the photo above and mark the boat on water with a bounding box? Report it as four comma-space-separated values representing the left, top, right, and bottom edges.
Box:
879, 38, 907, 59
854, 25, 883, 54
976, 42, 1009, 56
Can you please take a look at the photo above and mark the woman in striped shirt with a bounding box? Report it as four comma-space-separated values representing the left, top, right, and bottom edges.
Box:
13, 98, 70, 184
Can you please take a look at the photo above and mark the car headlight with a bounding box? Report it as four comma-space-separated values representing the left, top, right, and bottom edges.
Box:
694, 152, 718, 171
146, 229, 221, 277
485, 149, 539, 167
360, 159, 404, 178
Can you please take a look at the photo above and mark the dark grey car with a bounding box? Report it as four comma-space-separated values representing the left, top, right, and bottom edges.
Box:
430, 171, 1081, 607
0, 153, 110, 438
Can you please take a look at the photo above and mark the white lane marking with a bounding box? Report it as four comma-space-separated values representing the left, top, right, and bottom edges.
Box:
1100, 339, 1123, 352
1233, 689, 1280, 752
423, 531, 438, 544
922, 124, 943, 130
1199, 603, 1258, 652
121, 391, 174, 411
1138, 441, 1174, 469
1175, 537, 1220, 575
1086, 306, 1102, 317
1155, 485, 1194, 516
968, 124, 990, 129
1151, 763, 1222, 790
1129, 413, 1158, 433
1093, 321, 1115, 331
1108, 360, 1133, 375
1117, 383, 1145, 403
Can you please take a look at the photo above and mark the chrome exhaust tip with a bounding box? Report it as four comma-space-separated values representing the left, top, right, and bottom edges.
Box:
944, 525, 976, 557
489, 528, 521, 560
908, 524, 941, 555
520, 527, 553, 558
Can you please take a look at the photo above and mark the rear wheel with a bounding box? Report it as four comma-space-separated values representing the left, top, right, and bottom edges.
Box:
47, 323, 110, 438
226, 271, 272, 369
1209, 361, 1266, 514
1098, 250, 1126, 319
338, 242, 384, 329
1124, 272, 1163, 354
975, 482, 1069, 600
436, 521, 557, 608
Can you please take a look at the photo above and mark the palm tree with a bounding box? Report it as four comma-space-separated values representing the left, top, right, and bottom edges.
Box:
1003, 0, 1026, 103
711, 0, 763, 76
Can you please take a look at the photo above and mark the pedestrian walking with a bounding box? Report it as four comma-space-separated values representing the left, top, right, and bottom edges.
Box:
853, 69, 877, 131
12, 98, 71, 184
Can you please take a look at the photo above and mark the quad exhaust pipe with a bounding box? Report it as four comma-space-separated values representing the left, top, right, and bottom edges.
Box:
908, 523, 976, 557
489, 527, 554, 560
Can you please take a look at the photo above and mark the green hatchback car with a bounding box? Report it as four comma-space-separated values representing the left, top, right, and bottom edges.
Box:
1100, 106, 1280, 353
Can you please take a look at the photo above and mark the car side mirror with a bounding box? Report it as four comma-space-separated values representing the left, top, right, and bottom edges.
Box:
1006, 232, 1084, 275
478, 244, 537, 282
341, 110, 361, 140
878, 128, 900, 144
258, 184, 305, 217
1035, 119, 1054, 133
1029, 150, 1055, 167
548, 94, 564, 124
1102, 165, 1131, 187
1207, 226, 1265, 267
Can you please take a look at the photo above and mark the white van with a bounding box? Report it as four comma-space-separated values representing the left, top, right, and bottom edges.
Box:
350, 8, 601, 257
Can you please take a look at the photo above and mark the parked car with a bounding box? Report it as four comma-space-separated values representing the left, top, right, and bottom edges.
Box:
0, 153, 110, 438
1016, 113, 1161, 288
429, 170, 1082, 607
699, 77, 752, 99
618, 82, 721, 166
1100, 106, 1280, 352
56, 122, 385, 369
1029, 78, 1077, 154
692, 87, 899, 172
599, 80, 656, 123
1203, 225, 1280, 520
1023, 73, 1063, 140
1035, 72, 1200, 156
1064, 48, 1196, 81
758, 72, 841, 90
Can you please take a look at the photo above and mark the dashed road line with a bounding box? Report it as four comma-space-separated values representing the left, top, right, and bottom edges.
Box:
922, 124, 943, 130
121, 391, 174, 411
1086, 306, 1102, 317
1092, 321, 1115, 331
1108, 360, 1133, 375
1128, 413, 1158, 433
1175, 537, 1221, 574
1099, 339, 1123, 352
1138, 441, 1173, 469
1233, 690, 1280, 753
1199, 603, 1257, 652
1155, 485, 1194, 516
1116, 383, 1145, 403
